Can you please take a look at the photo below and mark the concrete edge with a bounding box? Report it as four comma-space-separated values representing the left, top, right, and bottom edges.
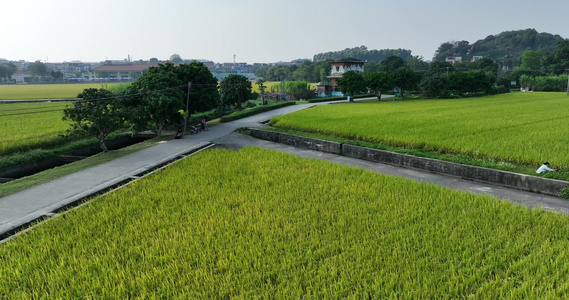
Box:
248, 128, 569, 197
0, 142, 214, 242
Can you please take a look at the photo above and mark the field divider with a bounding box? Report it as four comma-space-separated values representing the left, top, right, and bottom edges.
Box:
0, 142, 215, 244
248, 128, 569, 197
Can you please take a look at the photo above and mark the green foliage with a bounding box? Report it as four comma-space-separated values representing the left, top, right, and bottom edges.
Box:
219, 102, 295, 122
337, 71, 366, 97
433, 28, 564, 65
271, 92, 569, 168
313, 45, 412, 63
3, 147, 569, 297
560, 187, 569, 199
306, 94, 375, 103
126, 63, 184, 135
63, 89, 125, 151
28, 60, 47, 77
219, 74, 252, 110
520, 50, 543, 70
391, 68, 421, 97
270, 81, 313, 100
365, 72, 394, 100
379, 55, 405, 73
520, 74, 568, 91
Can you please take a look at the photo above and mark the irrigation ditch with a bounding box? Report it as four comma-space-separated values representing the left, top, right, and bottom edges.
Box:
0, 135, 153, 183
0, 143, 215, 243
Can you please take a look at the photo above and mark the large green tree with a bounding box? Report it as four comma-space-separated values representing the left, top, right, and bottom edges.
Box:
28, 61, 47, 80
126, 64, 184, 135
379, 56, 406, 73
365, 72, 394, 100
63, 88, 124, 152
220, 74, 251, 110
337, 71, 366, 99
391, 68, 421, 98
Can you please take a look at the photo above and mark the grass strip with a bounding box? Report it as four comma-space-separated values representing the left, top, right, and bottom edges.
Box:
0, 134, 174, 198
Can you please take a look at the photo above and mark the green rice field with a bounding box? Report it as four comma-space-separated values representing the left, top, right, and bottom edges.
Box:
1, 147, 569, 298
0, 83, 118, 100
0, 102, 70, 156
271, 92, 569, 168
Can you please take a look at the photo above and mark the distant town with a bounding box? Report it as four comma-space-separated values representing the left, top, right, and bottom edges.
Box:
0, 55, 306, 84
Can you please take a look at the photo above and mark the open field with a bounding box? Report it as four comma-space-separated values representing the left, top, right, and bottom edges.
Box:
271, 92, 569, 168
0, 83, 118, 100
0, 102, 70, 156
1, 147, 569, 298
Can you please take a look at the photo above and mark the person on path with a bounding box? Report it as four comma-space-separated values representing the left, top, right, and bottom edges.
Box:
201, 119, 209, 131
536, 162, 555, 174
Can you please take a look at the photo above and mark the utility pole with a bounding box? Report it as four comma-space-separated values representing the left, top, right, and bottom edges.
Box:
183, 81, 192, 136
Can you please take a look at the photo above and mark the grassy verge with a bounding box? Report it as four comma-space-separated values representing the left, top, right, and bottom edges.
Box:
0, 134, 174, 198
2, 147, 569, 298
255, 127, 569, 181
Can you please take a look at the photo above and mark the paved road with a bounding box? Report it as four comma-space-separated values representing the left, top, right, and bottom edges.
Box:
1, 98, 568, 239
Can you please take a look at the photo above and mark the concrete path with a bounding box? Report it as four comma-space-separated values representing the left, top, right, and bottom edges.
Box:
1, 97, 568, 239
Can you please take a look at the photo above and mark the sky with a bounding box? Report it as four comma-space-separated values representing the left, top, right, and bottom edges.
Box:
2, 0, 569, 64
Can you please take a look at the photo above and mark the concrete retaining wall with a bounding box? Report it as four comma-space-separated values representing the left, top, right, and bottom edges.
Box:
249, 129, 341, 154
249, 128, 569, 197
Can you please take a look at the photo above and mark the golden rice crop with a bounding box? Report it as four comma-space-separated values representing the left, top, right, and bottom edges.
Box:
0, 102, 70, 155
0, 83, 118, 100
1, 147, 569, 298
271, 92, 569, 167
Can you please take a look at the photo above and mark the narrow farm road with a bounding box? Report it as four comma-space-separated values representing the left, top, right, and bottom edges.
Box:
1, 96, 568, 240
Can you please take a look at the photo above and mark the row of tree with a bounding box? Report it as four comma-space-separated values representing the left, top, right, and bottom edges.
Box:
64, 63, 256, 151
337, 58, 498, 100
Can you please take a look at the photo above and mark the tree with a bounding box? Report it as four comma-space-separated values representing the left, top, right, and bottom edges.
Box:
63, 88, 124, 152
0, 63, 16, 81
126, 64, 184, 135
50, 70, 63, 81
520, 50, 543, 70
220, 74, 251, 110
173, 62, 220, 115
365, 72, 394, 100
256, 79, 267, 105
379, 56, 405, 73
391, 68, 420, 98
169, 54, 183, 64
337, 71, 366, 99
29, 61, 47, 79
149, 57, 159, 63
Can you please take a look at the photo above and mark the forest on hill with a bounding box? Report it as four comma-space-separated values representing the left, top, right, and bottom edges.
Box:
433, 28, 566, 67
313, 46, 412, 63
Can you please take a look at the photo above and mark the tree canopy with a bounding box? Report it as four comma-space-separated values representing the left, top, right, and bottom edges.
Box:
63, 88, 124, 152
219, 74, 252, 110
337, 71, 366, 98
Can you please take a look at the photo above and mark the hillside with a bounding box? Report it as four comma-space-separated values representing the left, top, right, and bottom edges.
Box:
313, 46, 412, 63
433, 28, 566, 66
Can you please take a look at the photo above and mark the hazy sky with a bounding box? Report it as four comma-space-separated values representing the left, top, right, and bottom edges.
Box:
2, 0, 568, 63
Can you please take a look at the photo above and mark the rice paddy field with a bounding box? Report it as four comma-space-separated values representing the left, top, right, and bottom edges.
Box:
271, 92, 569, 168
2, 147, 569, 298
0, 83, 118, 100
0, 101, 70, 156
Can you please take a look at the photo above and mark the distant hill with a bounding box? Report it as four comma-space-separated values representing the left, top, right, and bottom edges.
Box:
313, 46, 412, 63
433, 29, 566, 67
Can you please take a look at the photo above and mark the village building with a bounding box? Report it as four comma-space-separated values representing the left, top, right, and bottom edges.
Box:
317, 61, 365, 97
